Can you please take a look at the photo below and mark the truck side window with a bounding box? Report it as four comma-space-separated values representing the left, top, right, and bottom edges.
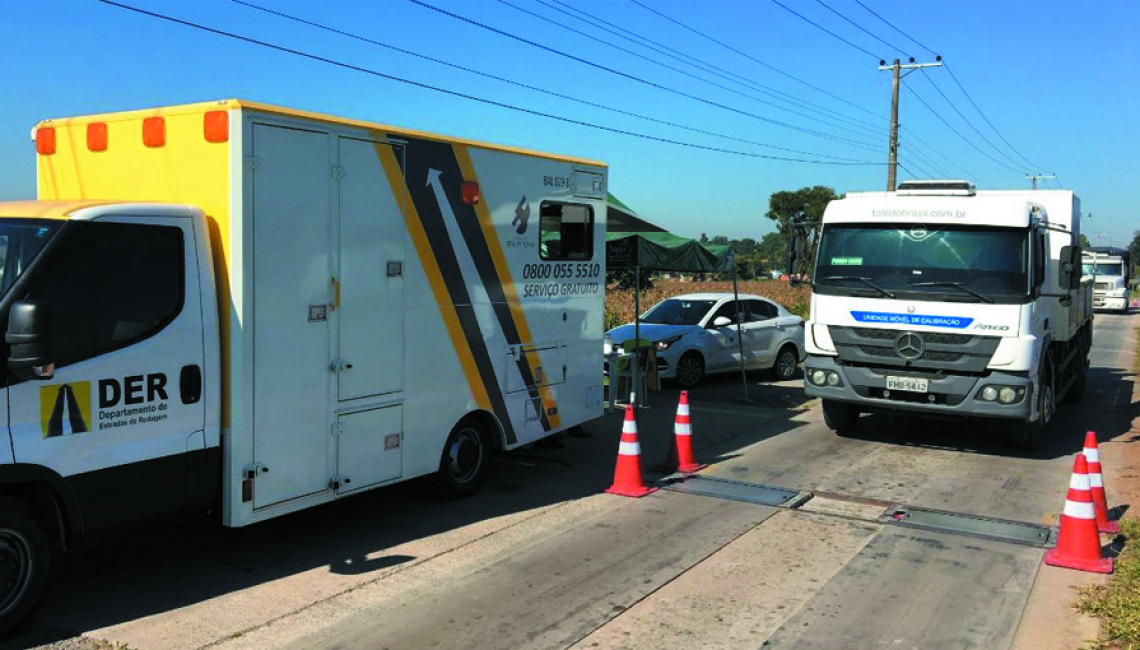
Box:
539, 202, 594, 261
21, 222, 184, 369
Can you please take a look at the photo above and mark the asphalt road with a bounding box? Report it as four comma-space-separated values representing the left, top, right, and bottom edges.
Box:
10, 312, 1136, 650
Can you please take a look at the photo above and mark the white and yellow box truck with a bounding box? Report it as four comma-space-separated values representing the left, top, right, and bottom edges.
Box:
801, 181, 1092, 450
0, 100, 607, 630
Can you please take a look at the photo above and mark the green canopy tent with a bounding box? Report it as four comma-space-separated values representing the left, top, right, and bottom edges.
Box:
601, 195, 754, 405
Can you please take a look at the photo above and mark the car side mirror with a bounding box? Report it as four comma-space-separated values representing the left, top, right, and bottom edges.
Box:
7, 300, 54, 380
710, 316, 732, 329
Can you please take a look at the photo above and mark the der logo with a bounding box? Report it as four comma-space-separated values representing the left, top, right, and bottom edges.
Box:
39, 382, 92, 438
512, 196, 530, 235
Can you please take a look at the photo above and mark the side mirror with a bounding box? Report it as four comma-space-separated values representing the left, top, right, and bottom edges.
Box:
1058, 245, 1072, 289
1070, 246, 1083, 290
7, 301, 54, 380
786, 233, 799, 278
710, 316, 732, 329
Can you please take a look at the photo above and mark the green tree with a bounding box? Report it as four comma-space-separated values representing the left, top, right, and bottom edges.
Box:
765, 186, 839, 277
756, 232, 787, 272
1079, 233, 1091, 249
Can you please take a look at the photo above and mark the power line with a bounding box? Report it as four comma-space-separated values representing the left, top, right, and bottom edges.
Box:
853, 0, 1047, 173
230, 0, 867, 161
492, 0, 881, 148
919, 70, 1026, 171
852, 0, 937, 56
768, 0, 881, 60
901, 127, 975, 179
409, 0, 878, 151
94, 0, 883, 166
903, 79, 1025, 175
943, 62, 1043, 170
626, 0, 888, 122
546, 0, 888, 137
813, 0, 910, 59
539, 0, 886, 138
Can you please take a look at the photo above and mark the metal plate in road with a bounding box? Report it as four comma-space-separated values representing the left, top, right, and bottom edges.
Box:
881, 504, 1053, 548
663, 475, 807, 507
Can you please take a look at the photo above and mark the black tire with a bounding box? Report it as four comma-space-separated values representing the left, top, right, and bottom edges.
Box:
1009, 352, 1055, 450
1062, 354, 1088, 405
772, 345, 799, 382
437, 418, 492, 498
821, 399, 859, 431
0, 498, 53, 636
674, 352, 705, 388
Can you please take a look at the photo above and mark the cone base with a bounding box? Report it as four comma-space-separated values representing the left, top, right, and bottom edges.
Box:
677, 462, 707, 473
605, 485, 659, 498
1099, 520, 1121, 534
1044, 548, 1113, 574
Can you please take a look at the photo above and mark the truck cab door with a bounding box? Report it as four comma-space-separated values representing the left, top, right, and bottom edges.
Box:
6, 215, 208, 536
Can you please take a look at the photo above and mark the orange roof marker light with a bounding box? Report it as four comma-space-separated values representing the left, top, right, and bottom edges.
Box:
143, 116, 166, 148
87, 123, 108, 152
461, 180, 481, 205
36, 127, 56, 155
204, 110, 229, 143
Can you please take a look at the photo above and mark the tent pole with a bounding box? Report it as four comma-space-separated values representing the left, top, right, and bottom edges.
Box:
733, 263, 751, 403
633, 265, 641, 411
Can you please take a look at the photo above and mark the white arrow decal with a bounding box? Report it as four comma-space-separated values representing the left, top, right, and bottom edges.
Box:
426, 168, 458, 225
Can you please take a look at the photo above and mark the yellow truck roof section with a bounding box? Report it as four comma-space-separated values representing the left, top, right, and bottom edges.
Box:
35, 99, 608, 168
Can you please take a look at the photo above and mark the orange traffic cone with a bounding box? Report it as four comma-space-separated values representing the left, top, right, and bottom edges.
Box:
606, 405, 658, 498
664, 391, 707, 473
1044, 454, 1113, 574
1084, 431, 1120, 534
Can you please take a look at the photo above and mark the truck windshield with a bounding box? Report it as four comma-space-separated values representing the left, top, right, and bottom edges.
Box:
1083, 262, 1123, 276
641, 299, 716, 325
0, 220, 61, 297
814, 224, 1029, 303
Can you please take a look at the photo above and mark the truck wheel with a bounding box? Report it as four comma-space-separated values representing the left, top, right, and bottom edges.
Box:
1010, 353, 1055, 450
437, 418, 491, 499
675, 352, 704, 388
1062, 356, 1088, 405
822, 399, 859, 432
0, 499, 53, 635
772, 345, 799, 382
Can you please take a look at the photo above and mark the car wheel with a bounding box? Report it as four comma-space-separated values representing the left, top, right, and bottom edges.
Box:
0, 498, 53, 636
437, 418, 491, 498
675, 352, 704, 388
772, 344, 799, 382
822, 399, 859, 432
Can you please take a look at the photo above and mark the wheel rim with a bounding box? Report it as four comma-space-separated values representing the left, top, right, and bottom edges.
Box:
677, 357, 702, 385
1041, 366, 1055, 426
447, 427, 484, 485
777, 350, 797, 379
0, 529, 34, 618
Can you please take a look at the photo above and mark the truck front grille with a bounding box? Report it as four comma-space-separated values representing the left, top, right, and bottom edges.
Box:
830, 326, 999, 373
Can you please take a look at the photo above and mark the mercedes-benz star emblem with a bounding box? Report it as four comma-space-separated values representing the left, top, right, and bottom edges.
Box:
895, 332, 925, 360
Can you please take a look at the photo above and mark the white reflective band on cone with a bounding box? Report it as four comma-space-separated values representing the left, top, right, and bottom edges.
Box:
619, 441, 641, 456
1090, 473, 1104, 488
675, 423, 692, 436
1085, 447, 1100, 463
677, 404, 690, 416
623, 423, 637, 434
1070, 473, 1091, 491
1063, 499, 1096, 520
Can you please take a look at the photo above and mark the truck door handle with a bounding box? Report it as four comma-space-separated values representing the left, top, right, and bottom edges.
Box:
181, 364, 202, 405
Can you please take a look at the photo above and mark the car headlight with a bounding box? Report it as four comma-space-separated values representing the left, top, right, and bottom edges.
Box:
656, 335, 684, 351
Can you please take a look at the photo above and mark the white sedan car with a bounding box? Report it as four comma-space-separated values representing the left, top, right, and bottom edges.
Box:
606, 292, 807, 388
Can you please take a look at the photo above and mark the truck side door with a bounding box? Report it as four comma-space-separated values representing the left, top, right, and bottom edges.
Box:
6, 216, 208, 536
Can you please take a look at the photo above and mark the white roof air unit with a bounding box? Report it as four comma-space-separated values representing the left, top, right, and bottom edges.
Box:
896, 180, 976, 196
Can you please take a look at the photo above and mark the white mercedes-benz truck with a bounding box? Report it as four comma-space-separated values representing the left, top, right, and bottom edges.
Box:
800, 181, 1092, 449
1083, 247, 1131, 313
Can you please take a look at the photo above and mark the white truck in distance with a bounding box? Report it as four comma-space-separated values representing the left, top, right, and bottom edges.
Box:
801, 181, 1092, 449
1083, 247, 1131, 313
0, 100, 608, 633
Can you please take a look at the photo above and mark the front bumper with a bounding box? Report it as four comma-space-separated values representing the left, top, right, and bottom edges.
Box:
1093, 294, 1128, 311
804, 355, 1034, 420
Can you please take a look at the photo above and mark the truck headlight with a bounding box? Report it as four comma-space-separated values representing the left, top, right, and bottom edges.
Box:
981, 386, 998, 401
655, 335, 684, 351
998, 387, 1018, 404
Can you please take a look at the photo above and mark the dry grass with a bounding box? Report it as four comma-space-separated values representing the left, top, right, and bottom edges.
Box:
1077, 519, 1140, 649
605, 278, 812, 328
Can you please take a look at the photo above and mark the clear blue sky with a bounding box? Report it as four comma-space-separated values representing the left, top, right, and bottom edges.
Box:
1, 0, 1135, 245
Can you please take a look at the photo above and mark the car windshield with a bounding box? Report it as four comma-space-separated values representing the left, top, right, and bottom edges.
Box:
1083, 262, 1123, 277
0, 220, 61, 297
640, 299, 716, 325
814, 224, 1030, 303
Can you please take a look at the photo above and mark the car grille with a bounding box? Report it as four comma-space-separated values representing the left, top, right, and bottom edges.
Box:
830, 326, 999, 373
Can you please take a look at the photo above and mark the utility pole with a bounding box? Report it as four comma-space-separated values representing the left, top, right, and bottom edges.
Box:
1026, 172, 1057, 190
880, 57, 943, 191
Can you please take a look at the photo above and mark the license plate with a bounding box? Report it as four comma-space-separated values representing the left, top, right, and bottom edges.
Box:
886, 376, 929, 393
